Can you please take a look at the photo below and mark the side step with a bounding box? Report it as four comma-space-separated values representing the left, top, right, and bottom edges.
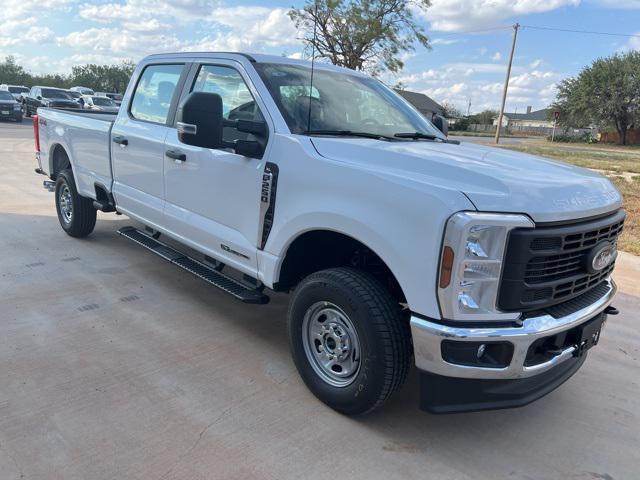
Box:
117, 226, 269, 304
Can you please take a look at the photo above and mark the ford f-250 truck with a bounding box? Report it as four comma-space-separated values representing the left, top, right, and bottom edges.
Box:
33, 52, 623, 415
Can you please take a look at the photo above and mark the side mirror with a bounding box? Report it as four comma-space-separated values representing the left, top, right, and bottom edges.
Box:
36, 95, 42, 100
176, 91, 224, 149
432, 114, 449, 136
176, 92, 266, 158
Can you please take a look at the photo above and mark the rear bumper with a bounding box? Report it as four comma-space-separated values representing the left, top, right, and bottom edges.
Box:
411, 278, 616, 413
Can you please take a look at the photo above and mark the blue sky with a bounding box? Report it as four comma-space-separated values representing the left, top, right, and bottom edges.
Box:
1, 0, 639, 113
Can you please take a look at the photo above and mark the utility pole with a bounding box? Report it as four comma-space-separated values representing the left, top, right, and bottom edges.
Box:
495, 23, 520, 144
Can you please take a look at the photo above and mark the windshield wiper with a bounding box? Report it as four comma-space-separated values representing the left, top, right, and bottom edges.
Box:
304, 130, 395, 141
394, 132, 460, 144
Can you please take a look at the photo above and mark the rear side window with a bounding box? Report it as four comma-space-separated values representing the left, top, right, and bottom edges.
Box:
130, 64, 183, 124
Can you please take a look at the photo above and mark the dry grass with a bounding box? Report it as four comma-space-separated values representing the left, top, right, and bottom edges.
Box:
499, 142, 640, 255
609, 176, 640, 256
498, 142, 640, 174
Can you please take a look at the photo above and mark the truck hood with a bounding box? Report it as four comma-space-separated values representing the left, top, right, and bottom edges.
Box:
310, 137, 622, 223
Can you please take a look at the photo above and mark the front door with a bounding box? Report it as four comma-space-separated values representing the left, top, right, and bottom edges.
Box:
111, 63, 186, 227
163, 61, 271, 276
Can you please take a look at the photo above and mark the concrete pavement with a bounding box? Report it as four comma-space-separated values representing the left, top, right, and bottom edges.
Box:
1, 120, 639, 480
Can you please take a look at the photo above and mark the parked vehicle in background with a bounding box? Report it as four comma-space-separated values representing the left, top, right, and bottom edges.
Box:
23, 87, 81, 117
0, 84, 30, 101
69, 86, 95, 96
65, 90, 83, 101
95, 92, 124, 106
0, 90, 23, 122
80, 95, 119, 113
33, 52, 623, 416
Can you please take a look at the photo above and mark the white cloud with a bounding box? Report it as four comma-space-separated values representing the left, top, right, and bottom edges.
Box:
398, 60, 561, 113
424, 0, 581, 32
626, 33, 640, 51
431, 38, 461, 45
491, 52, 502, 61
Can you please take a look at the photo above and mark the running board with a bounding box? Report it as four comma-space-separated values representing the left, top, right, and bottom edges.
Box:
117, 226, 269, 304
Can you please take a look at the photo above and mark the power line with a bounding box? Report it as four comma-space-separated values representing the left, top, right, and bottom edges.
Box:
521, 25, 640, 38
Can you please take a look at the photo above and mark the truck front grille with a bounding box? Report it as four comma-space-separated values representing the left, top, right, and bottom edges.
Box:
499, 210, 624, 312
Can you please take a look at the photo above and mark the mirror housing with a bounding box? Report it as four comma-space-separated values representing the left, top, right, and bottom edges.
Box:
176, 91, 266, 158
176, 91, 224, 149
432, 114, 449, 136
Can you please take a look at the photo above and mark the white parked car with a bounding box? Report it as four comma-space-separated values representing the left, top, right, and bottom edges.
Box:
0, 84, 30, 101
33, 52, 623, 415
69, 86, 95, 96
79, 95, 119, 113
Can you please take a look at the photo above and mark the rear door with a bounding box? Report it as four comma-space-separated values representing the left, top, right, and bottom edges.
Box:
162, 60, 272, 275
111, 63, 188, 227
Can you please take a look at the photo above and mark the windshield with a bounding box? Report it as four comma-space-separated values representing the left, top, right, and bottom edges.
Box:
254, 63, 444, 139
42, 89, 72, 99
0, 91, 14, 101
8, 87, 28, 94
92, 96, 115, 106
66, 91, 81, 98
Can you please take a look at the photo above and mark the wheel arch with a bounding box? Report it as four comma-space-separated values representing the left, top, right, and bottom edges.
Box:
273, 228, 407, 304
49, 143, 73, 179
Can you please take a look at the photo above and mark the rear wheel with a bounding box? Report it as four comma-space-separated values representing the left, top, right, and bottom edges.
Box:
55, 169, 96, 237
288, 267, 411, 415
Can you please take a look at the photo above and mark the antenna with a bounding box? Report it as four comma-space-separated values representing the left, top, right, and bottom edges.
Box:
307, 1, 318, 133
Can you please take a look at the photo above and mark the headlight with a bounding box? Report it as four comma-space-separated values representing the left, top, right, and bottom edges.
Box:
13, 104, 20, 110
438, 212, 534, 321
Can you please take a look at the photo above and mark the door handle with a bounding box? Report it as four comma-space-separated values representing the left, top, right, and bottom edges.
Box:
166, 149, 186, 162
113, 136, 128, 146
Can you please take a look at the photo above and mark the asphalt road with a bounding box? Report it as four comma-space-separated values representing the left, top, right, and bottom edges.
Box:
1, 119, 639, 480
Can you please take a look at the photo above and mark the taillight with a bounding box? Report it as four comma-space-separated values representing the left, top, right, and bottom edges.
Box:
33, 114, 40, 152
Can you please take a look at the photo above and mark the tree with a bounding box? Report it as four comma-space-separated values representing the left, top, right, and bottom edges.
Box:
552, 51, 640, 145
69, 61, 135, 92
440, 101, 461, 119
0, 56, 29, 85
289, 0, 431, 75
469, 109, 498, 125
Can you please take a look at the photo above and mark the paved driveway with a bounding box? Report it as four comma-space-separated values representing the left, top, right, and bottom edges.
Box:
1, 120, 638, 480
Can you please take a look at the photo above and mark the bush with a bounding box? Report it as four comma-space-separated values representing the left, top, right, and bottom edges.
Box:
547, 132, 597, 143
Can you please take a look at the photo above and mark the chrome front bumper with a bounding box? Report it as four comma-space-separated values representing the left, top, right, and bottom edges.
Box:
410, 279, 616, 380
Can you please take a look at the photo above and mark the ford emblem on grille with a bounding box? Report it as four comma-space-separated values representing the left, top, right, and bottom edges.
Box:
586, 241, 617, 273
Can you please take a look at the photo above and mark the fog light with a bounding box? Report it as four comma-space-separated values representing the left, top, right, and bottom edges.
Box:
441, 341, 514, 368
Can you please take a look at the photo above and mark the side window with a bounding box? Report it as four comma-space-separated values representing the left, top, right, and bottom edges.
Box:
191, 65, 264, 142
130, 64, 184, 124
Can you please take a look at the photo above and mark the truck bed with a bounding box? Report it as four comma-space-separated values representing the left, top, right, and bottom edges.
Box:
37, 107, 117, 199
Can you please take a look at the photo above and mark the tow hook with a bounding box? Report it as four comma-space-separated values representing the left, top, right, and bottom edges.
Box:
43, 180, 56, 192
604, 306, 619, 315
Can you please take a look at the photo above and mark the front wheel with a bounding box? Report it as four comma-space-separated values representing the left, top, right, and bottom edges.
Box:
23, 103, 30, 117
55, 169, 96, 237
288, 267, 411, 415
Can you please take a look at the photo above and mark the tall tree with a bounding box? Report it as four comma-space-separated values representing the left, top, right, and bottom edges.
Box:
289, 0, 431, 75
0, 56, 30, 85
552, 51, 640, 145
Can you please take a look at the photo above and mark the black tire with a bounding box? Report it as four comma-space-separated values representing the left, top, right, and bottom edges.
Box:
55, 169, 96, 237
288, 267, 411, 415
23, 103, 30, 117
15, 114, 23, 123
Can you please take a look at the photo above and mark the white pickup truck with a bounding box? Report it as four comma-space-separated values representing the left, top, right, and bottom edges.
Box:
34, 52, 624, 415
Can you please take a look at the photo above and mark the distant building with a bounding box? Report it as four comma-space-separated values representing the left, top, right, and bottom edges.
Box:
394, 89, 444, 119
493, 106, 553, 128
